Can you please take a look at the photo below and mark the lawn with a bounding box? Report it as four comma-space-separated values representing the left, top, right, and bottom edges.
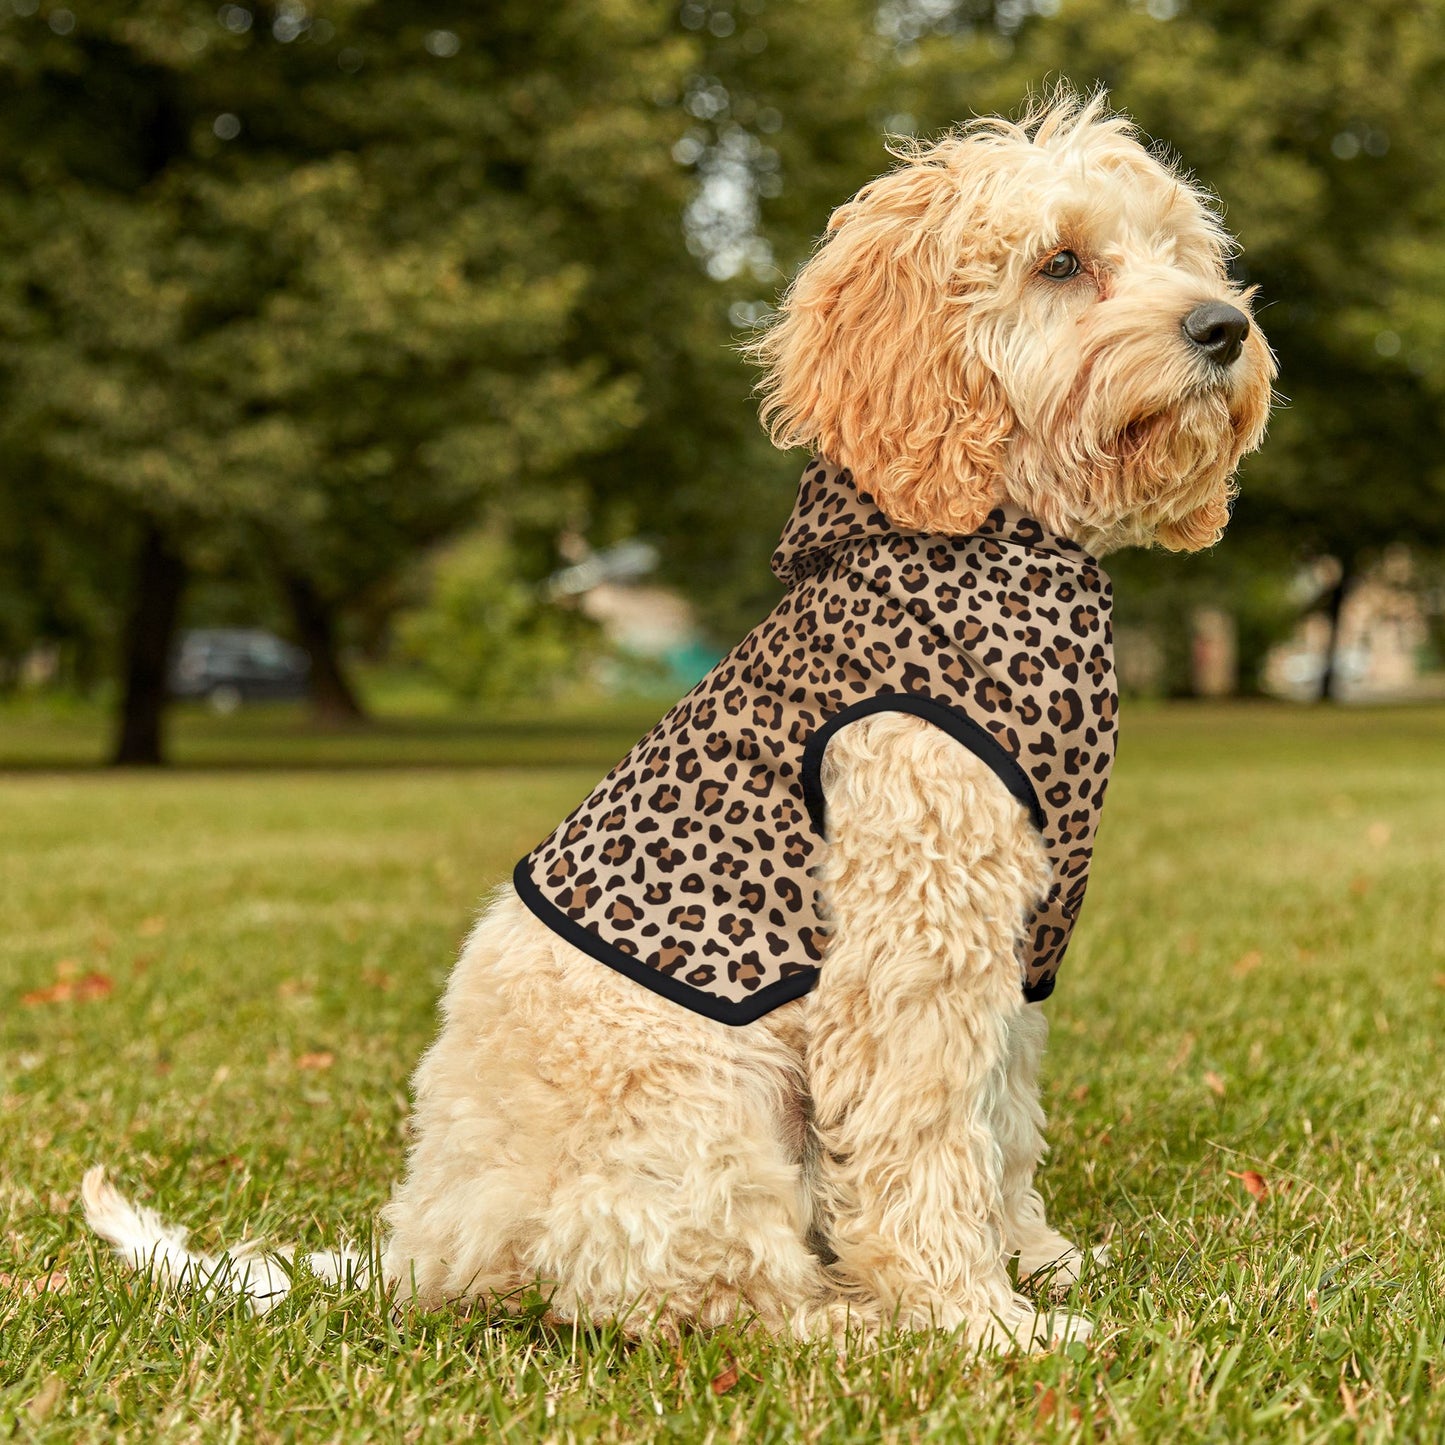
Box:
2, 700, 1444, 1442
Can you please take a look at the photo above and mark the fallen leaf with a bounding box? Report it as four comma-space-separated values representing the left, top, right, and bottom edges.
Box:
1204, 1070, 1227, 1098
1229, 1169, 1269, 1201
1348, 875, 1372, 898
295, 1051, 334, 1071
1365, 822, 1391, 848
0, 1268, 70, 1299
711, 1357, 740, 1396
1034, 1385, 1058, 1424
21, 983, 68, 1006
1070, 1083, 1090, 1103
21, 972, 113, 1007
361, 969, 394, 992
1232, 950, 1263, 977
138, 915, 167, 937
1432, 974, 1445, 990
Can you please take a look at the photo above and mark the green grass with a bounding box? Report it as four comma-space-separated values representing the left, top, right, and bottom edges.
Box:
0, 685, 670, 771
2, 701, 1444, 1442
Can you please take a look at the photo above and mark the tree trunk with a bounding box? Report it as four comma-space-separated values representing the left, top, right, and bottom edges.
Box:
1317, 557, 1355, 703
112, 524, 187, 766
281, 571, 366, 725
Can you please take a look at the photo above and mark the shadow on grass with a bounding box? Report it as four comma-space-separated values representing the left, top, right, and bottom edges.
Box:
0, 699, 672, 774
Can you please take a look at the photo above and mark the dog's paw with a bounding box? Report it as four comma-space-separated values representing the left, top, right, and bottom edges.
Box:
1017, 1240, 1110, 1293
972, 1295, 1093, 1353
1032, 1308, 1093, 1348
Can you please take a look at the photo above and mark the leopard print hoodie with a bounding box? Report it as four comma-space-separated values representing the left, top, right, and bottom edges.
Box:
514, 459, 1117, 1025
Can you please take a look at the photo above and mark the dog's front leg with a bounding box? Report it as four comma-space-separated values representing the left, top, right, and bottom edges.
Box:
807, 711, 1089, 1349
993, 1005, 1101, 1288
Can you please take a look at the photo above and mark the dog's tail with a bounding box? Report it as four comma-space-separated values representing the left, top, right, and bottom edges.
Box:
81, 1165, 368, 1315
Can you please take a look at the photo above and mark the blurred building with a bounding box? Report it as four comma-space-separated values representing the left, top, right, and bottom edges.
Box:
548, 540, 721, 689
1263, 549, 1441, 701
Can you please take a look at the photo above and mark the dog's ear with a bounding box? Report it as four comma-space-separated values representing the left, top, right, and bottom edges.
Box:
748, 157, 1012, 534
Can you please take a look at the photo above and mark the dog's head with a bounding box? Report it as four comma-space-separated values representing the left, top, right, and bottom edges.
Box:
750, 90, 1275, 552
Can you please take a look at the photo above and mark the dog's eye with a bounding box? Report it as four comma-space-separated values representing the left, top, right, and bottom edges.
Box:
1040, 250, 1081, 280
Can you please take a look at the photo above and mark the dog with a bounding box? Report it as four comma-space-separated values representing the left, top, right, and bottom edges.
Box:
85, 90, 1273, 1351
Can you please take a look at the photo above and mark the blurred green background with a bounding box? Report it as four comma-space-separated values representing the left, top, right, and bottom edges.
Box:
3, 0, 1445, 765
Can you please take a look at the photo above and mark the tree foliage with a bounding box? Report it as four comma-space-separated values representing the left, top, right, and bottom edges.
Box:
0, 1, 706, 750
3, 0, 1443, 734
395, 532, 595, 705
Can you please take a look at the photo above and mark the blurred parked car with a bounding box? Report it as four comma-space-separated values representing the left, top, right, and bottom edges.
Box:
169, 629, 310, 712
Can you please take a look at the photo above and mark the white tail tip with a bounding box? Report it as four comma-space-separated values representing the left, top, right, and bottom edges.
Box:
81, 1165, 368, 1315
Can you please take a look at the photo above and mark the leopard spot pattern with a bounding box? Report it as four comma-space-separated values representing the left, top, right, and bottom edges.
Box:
518, 460, 1117, 1020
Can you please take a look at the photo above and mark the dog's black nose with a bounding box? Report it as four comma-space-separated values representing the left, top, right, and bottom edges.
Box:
1182, 302, 1250, 367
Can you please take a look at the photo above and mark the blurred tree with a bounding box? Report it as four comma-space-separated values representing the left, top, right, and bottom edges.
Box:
395, 531, 594, 705
0, 0, 917, 753
0, 451, 129, 694
0, 1, 699, 758
15, 0, 1439, 740
573, 0, 892, 639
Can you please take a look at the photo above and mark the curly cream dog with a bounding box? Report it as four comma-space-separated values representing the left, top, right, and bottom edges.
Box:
85, 92, 1273, 1350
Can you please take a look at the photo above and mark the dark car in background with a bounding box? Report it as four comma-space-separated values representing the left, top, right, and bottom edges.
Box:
169, 629, 310, 713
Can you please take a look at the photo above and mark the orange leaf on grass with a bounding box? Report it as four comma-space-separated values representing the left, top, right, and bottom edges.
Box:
21, 972, 113, 1007
1228, 1169, 1269, 1201
295, 1052, 334, 1071
1232, 950, 1263, 977
1204, 1071, 1227, 1098
0, 1268, 70, 1299
21, 983, 67, 1006
711, 1358, 740, 1396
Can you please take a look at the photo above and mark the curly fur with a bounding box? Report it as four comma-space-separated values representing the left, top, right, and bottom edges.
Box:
84, 88, 1272, 1353
748, 90, 1273, 552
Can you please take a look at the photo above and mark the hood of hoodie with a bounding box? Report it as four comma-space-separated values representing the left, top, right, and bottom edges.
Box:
769, 459, 1096, 588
